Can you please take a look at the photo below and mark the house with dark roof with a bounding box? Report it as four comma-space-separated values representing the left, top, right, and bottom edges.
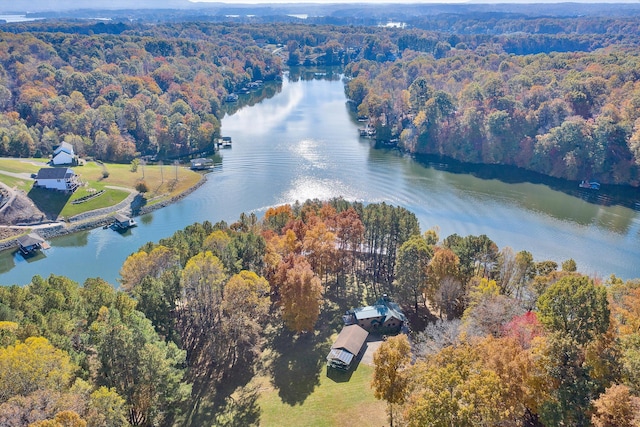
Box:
34, 167, 79, 192
344, 295, 406, 333
52, 141, 75, 165
326, 324, 369, 371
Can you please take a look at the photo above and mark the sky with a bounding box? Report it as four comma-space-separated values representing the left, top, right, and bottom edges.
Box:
189, 0, 640, 4
189, 0, 456, 3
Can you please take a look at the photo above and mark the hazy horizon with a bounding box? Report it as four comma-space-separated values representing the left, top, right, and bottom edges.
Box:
189, 0, 640, 3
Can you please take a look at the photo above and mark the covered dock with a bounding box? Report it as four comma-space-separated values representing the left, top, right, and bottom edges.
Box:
190, 158, 214, 170
112, 213, 137, 230
16, 233, 48, 255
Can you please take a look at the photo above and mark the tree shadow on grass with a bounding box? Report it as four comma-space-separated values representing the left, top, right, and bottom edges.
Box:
184, 346, 260, 426
266, 326, 333, 406
209, 384, 261, 427
27, 187, 72, 220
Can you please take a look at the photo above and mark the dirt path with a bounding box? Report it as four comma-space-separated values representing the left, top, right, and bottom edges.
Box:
360, 335, 384, 366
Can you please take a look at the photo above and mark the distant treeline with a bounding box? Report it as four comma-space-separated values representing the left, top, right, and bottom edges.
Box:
2, 18, 640, 184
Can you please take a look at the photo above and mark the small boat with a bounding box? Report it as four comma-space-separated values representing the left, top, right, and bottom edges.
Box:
218, 136, 232, 148
579, 180, 600, 190
225, 93, 238, 103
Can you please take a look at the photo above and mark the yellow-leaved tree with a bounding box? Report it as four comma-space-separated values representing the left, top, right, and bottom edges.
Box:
0, 336, 77, 403
372, 334, 411, 427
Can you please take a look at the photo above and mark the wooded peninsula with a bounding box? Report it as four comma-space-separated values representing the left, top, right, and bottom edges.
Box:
0, 199, 638, 426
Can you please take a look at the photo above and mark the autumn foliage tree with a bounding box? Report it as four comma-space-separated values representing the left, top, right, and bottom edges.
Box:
279, 255, 323, 333
372, 334, 411, 427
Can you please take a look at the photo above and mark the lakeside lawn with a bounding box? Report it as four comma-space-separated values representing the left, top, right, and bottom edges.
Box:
0, 158, 202, 218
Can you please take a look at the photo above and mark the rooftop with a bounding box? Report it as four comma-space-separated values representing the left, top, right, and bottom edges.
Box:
352, 296, 406, 323
36, 167, 75, 180
54, 141, 74, 155
331, 324, 369, 356
17, 233, 45, 248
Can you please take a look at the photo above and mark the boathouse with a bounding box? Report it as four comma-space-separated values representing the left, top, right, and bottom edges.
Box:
113, 213, 136, 229
326, 324, 369, 371
190, 158, 213, 170
16, 233, 46, 255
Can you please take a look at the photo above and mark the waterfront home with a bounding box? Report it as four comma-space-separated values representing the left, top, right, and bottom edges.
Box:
344, 295, 406, 332
34, 168, 80, 192
326, 324, 369, 371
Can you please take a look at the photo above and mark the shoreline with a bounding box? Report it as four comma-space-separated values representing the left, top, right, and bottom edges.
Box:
0, 173, 208, 253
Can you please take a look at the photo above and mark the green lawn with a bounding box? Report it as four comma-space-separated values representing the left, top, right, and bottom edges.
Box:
0, 175, 33, 192
0, 157, 48, 174
257, 363, 386, 427
0, 159, 202, 219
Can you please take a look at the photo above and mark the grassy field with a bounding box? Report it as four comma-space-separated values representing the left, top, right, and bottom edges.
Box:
187, 303, 387, 427
0, 158, 46, 174
257, 362, 386, 427
0, 158, 202, 218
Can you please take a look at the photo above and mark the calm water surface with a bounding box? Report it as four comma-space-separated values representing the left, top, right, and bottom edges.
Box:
1, 73, 639, 285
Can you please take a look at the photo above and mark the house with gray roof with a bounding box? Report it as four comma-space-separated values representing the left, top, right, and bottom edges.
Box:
34, 167, 79, 192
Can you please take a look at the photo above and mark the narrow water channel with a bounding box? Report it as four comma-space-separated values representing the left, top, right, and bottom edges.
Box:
1, 71, 639, 285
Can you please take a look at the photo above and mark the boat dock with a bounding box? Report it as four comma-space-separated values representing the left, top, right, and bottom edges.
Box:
16, 232, 48, 256
111, 213, 137, 230
217, 136, 232, 148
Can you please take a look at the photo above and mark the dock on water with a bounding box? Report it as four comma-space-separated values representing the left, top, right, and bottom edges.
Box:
16, 232, 48, 256
111, 213, 137, 230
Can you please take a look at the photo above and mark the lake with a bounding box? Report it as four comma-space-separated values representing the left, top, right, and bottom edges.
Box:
0, 70, 639, 286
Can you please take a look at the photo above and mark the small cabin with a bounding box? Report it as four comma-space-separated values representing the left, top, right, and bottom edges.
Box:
16, 233, 47, 255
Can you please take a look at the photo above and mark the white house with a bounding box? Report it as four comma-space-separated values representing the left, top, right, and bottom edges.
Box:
34, 168, 80, 192
52, 141, 75, 165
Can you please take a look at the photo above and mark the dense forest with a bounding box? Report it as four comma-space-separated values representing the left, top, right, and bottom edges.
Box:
1, 16, 640, 184
0, 199, 639, 426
